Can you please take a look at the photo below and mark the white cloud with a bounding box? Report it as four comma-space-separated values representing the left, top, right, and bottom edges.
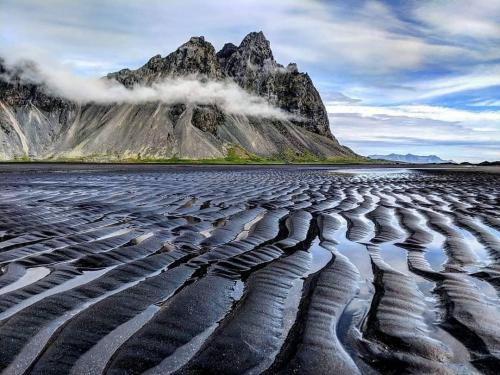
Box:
266, 0, 469, 73
469, 99, 500, 107
0, 0, 485, 75
1, 0, 499, 162
1, 57, 291, 119
1, 0, 498, 112
339, 64, 500, 105
414, 0, 500, 40
412, 66, 500, 100
328, 102, 500, 162
326, 103, 500, 122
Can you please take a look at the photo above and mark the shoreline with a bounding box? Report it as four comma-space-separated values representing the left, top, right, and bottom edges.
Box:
0, 162, 498, 174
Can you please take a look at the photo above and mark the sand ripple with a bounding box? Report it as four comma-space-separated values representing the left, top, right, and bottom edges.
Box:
0, 166, 498, 374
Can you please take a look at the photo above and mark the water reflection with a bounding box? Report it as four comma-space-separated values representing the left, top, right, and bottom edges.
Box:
333, 168, 415, 178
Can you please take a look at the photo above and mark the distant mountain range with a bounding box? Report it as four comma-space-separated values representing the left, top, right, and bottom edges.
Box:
368, 153, 455, 164
0, 32, 357, 162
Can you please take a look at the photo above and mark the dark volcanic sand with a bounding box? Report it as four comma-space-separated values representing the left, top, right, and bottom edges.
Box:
0, 165, 498, 374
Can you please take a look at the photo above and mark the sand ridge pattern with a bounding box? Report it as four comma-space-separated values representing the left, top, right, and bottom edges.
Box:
0, 166, 498, 374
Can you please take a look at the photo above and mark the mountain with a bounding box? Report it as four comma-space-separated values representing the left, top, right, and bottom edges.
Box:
0, 32, 356, 161
477, 160, 500, 166
368, 153, 455, 164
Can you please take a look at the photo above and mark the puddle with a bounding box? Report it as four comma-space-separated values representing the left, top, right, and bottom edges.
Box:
376, 211, 410, 275
235, 211, 266, 241
307, 239, 333, 275
474, 217, 500, 239
379, 243, 410, 275
334, 168, 415, 178
96, 227, 132, 241
469, 277, 500, 308
455, 227, 490, 268
231, 280, 245, 300
0, 266, 51, 295
328, 214, 375, 349
334, 219, 373, 294
424, 230, 447, 271
0, 268, 110, 321
418, 279, 441, 327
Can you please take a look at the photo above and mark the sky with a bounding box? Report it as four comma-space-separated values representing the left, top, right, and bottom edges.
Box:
0, 0, 499, 162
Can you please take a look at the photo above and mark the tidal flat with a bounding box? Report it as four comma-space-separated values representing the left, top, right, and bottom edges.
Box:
0, 164, 498, 374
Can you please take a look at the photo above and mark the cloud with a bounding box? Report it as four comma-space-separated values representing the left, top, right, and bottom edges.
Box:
342, 138, 500, 164
412, 66, 500, 100
262, 0, 470, 74
469, 99, 500, 107
0, 0, 487, 75
414, 0, 500, 40
1, 0, 498, 104
326, 103, 500, 122
328, 103, 500, 162
1, 57, 291, 119
1, 0, 499, 162
337, 64, 500, 106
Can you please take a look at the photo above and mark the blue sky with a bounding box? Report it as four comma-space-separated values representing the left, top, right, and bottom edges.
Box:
1, 0, 499, 162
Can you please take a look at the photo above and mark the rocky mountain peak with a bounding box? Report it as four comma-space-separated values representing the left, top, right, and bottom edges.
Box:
0, 58, 5, 74
216, 32, 277, 87
238, 31, 274, 64
215, 43, 238, 66
215, 32, 333, 139
145, 54, 162, 67
0, 32, 355, 161
108, 35, 222, 86
286, 63, 299, 74
183, 36, 206, 46
166, 35, 222, 78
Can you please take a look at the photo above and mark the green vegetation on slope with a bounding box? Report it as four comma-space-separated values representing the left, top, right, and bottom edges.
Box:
2, 146, 380, 165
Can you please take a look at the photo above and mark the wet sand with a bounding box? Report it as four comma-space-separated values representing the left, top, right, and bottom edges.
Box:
0, 164, 498, 374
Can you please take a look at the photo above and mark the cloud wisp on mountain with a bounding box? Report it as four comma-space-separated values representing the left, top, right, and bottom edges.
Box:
1, 57, 292, 120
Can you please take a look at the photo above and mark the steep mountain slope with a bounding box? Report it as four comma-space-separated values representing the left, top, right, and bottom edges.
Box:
216, 32, 332, 138
0, 60, 77, 159
0, 32, 356, 161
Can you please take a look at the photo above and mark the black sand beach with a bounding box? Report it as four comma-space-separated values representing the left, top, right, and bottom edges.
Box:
0, 164, 498, 374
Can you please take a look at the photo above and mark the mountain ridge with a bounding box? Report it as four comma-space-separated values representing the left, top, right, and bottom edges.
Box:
0, 32, 357, 162
368, 153, 454, 164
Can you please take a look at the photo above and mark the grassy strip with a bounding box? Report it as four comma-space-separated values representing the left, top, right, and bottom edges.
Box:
3, 147, 389, 165
4, 156, 382, 165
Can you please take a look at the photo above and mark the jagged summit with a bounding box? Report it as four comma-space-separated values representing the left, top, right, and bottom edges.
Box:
238, 31, 274, 63
107, 35, 222, 85
216, 32, 276, 79
105, 32, 333, 139
215, 32, 332, 138
216, 43, 238, 66
0, 32, 356, 161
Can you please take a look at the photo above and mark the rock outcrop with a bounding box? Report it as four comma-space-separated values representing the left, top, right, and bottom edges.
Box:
0, 33, 356, 161
107, 36, 224, 85
217, 32, 332, 138
0, 58, 77, 159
